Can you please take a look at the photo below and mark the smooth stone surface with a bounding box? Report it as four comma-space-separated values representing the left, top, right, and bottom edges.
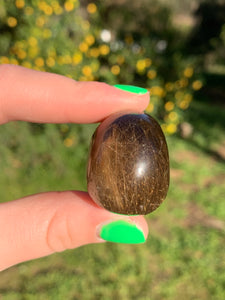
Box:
87, 113, 170, 215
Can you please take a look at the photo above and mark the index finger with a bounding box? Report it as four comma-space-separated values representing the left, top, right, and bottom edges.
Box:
0, 64, 149, 125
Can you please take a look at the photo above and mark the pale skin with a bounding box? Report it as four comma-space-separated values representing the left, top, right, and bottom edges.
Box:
0, 64, 149, 271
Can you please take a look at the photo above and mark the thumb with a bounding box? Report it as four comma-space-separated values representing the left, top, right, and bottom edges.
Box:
0, 191, 148, 271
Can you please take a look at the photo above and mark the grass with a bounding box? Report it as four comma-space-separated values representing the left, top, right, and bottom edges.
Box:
0, 95, 224, 299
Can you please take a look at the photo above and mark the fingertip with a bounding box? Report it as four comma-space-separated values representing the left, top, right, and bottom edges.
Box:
74, 81, 150, 123
109, 83, 150, 114
129, 215, 149, 240
97, 215, 149, 244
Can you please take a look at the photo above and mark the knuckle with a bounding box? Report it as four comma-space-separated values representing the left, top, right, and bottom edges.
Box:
45, 193, 75, 253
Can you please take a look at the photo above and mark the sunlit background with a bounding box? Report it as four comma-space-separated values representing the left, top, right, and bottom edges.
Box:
0, 0, 224, 299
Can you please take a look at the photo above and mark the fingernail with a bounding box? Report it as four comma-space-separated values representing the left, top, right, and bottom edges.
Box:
114, 84, 148, 95
99, 220, 146, 244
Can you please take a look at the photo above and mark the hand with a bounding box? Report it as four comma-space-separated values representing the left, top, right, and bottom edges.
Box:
0, 64, 149, 271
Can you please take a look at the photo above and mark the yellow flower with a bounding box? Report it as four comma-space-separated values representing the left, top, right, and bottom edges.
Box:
179, 78, 188, 88
17, 49, 27, 59
44, 5, 53, 16
82, 66, 92, 77
56, 55, 71, 65
36, 16, 46, 27
136, 59, 146, 72
164, 101, 175, 111
184, 93, 193, 102
0, 56, 10, 64
7, 17, 17, 27
64, 137, 75, 147
10, 58, 19, 65
165, 82, 174, 91
47, 49, 56, 58
183, 67, 194, 78
175, 80, 182, 89
33, 66, 41, 71
89, 48, 100, 58
72, 52, 82, 64
147, 69, 157, 79
168, 112, 178, 122
38, 1, 53, 16
178, 100, 189, 110
25, 6, 34, 15
146, 102, 154, 113
79, 42, 89, 53
21, 61, 32, 68
52, 2, 63, 15
166, 123, 177, 134
99, 44, 110, 55
111, 65, 120, 75
15, 0, 25, 9
151, 86, 165, 97
87, 3, 97, 14
192, 80, 203, 91
46, 57, 55, 67
35, 57, 44, 67
79, 76, 90, 81
28, 47, 39, 58
51, 1, 60, 9
117, 55, 125, 65
38, 1, 47, 10
28, 37, 38, 47
14, 41, 26, 50
85, 34, 95, 46
64, 1, 74, 12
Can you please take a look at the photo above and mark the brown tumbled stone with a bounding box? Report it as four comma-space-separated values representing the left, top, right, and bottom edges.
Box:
87, 112, 170, 215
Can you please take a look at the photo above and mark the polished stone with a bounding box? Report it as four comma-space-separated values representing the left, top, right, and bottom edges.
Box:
87, 113, 170, 215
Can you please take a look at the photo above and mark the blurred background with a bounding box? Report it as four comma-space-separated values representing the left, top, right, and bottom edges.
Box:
0, 0, 224, 299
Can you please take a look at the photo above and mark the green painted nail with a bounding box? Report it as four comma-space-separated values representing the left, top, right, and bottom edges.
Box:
99, 220, 146, 244
114, 84, 148, 95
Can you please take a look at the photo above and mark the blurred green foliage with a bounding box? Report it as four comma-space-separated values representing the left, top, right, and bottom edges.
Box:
0, 0, 206, 135
187, 0, 225, 73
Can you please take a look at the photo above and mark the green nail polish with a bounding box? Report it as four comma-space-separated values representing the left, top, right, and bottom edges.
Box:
100, 220, 146, 244
114, 84, 148, 95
